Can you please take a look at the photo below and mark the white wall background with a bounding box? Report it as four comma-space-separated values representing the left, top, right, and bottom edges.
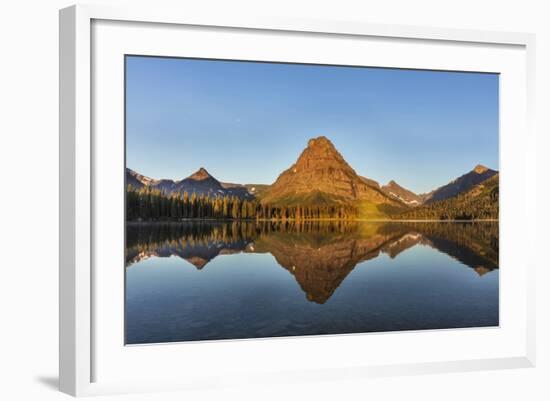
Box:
0, 0, 547, 400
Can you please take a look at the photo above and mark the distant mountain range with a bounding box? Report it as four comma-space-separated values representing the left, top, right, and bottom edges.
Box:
381, 180, 423, 206
127, 167, 254, 199
127, 136, 498, 219
421, 164, 498, 204
395, 173, 499, 220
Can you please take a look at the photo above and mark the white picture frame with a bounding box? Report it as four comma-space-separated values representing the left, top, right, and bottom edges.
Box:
59, 4, 536, 397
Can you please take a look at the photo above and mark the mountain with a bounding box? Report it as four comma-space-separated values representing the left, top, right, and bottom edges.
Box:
359, 176, 381, 189
220, 182, 260, 199
259, 136, 405, 217
381, 180, 422, 206
422, 165, 498, 204
243, 184, 270, 197
127, 141, 498, 221
173, 167, 226, 197
126, 167, 254, 199
394, 173, 499, 220
126, 168, 158, 189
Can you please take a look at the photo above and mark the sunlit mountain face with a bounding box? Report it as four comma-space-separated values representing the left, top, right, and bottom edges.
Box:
125, 221, 499, 344
126, 137, 499, 223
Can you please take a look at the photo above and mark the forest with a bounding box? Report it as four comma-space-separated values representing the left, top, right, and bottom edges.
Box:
127, 173, 499, 221
393, 175, 499, 220
126, 186, 358, 221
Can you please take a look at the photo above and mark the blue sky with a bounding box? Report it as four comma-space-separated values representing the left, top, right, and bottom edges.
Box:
126, 56, 498, 194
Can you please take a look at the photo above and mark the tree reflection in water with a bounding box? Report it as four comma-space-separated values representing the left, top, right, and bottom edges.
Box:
126, 221, 499, 304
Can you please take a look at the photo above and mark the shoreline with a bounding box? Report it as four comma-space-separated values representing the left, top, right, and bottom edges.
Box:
127, 218, 499, 224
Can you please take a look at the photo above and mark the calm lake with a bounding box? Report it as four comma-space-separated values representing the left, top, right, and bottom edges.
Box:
125, 221, 499, 344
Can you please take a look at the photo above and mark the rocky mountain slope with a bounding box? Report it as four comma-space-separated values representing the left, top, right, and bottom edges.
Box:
126, 137, 498, 220
259, 136, 403, 212
381, 180, 423, 206
394, 173, 499, 220
359, 176, 381, 189
126, 167, 254, 199
422, 164, 498, 204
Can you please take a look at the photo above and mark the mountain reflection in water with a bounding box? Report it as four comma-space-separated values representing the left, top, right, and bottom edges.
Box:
126, 221, 498, 305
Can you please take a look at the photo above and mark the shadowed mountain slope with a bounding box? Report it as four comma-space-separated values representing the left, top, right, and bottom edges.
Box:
126, 167, 254, 199
422, 165, 498, 204
395, 174, 499, 220
381, 180, 423, 206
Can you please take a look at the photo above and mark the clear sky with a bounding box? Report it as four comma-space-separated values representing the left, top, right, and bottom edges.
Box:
126, 55, 499, 194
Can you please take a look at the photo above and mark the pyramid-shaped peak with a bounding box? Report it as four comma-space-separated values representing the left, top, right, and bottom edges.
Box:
260, 134, 399, 206
307, 136, 335, 149
188, 167, 213, 180
473, 164, 489, 174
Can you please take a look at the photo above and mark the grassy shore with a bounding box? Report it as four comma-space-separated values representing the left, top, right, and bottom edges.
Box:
127, 218, 498, 224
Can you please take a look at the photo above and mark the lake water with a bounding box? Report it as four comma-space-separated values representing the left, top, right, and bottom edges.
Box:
125, 221, 499, 344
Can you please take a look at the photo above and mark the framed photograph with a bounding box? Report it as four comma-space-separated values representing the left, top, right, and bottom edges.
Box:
60, 4, 536, 396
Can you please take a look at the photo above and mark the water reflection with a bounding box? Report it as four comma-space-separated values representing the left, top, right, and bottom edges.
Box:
126, 221, 498, 304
